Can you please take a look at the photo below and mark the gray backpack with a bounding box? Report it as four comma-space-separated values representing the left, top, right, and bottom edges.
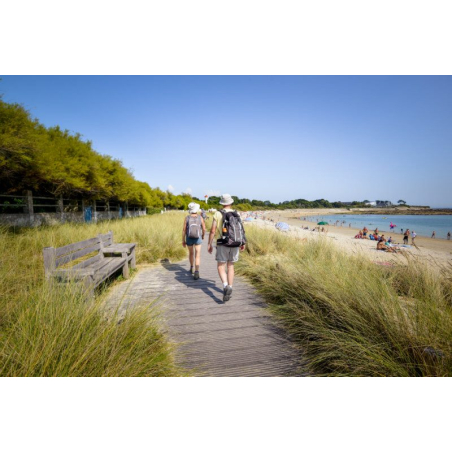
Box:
217, 210, 246, 247
186, 215, 202, 239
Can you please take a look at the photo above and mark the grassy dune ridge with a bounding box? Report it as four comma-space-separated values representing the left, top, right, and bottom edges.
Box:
0, 212, 186, 377
237, 226, 452, 376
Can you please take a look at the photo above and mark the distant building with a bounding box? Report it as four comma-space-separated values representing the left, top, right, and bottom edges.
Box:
365, 201, 392, 207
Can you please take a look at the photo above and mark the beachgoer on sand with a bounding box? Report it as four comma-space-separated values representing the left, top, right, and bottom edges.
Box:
363, 227, 368, 237
377, 238, 395, 253
403, 229, 410, 245
208, 194, 246, 302
182, 202, 206, 280
431, 231, 436, 239
448, 232, 451, 240
411, 230, 417, 245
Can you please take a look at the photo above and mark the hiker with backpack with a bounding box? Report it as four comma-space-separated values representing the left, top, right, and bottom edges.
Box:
182, 202, 206, 280
208, 194, 246, 302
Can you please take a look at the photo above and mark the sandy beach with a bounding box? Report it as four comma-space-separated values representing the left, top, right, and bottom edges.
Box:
245, 209, 452, 267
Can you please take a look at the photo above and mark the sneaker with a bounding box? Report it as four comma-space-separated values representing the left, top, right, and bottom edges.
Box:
190, 266, 194, 275
194, 271, 200, 280
223, 285, 233, 302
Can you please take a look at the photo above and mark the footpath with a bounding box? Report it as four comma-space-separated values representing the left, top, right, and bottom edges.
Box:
105, 244, 303, 377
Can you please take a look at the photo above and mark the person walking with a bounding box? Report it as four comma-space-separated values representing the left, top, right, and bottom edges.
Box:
431, 231, 436, 239
448, 232, 451, 240
411, 230, 417, 245
208, 194, 246, 302
182, 202, 205, 280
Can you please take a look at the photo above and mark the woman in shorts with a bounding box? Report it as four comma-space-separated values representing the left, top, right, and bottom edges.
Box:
182, 203, 206, 280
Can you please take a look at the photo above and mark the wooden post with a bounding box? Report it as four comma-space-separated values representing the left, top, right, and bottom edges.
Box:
57, 194, 64, 221
43, 247, 56, 279
93, 200, 97, 223
83, 276, 94, 299
106, 201, 111, 220
122, 252, 129, 279
131, 247, 136, 269
24, 190, 34, 225
98, 233, 105, 254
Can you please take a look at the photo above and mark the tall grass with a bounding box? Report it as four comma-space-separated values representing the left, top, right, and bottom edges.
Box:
237, 227, 452, 376
0, 212, 187, 376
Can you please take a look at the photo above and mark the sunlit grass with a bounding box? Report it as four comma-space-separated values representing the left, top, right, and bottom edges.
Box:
0, 212, 187, 376
237, 226, 452, 376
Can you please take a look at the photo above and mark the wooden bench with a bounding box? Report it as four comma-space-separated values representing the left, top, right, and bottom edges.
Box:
43, 231, 136, 296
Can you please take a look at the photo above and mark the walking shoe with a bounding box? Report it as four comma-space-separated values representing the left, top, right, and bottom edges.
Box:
194, 271, 200, 280
223, 285, 233, 302
190, 266, 194, 275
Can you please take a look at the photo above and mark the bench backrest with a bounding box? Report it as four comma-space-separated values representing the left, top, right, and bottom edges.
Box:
43, 231, 113, 278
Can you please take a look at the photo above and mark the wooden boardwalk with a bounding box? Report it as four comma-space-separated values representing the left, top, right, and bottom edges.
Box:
106, 245, 303, 376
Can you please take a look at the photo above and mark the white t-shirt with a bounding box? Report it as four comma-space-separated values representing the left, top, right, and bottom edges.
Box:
411, 232, 416, 238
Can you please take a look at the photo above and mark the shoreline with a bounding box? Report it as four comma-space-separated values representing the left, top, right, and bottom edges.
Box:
245, 209, 452, 267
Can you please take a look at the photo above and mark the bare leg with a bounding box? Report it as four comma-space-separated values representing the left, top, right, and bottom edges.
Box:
227, 261, 234, 286
188, 246, 194, 268
194, 245, 202, 271
217, 262, 228, 285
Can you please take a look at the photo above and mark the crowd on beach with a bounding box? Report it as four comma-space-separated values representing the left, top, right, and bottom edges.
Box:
353, 227, 404, 253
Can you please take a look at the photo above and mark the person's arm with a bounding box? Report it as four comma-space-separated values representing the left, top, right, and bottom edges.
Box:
208, 220, 217, 254
201, 217, 206, 240
182, 218, 187, 248
239, 218, 246, 251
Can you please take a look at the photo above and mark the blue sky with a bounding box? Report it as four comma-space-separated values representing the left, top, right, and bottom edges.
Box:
2, 76, 451, 206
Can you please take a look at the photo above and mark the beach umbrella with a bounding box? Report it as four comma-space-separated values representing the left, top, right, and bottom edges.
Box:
317, 221, 328, 225
275, 222, 290, 231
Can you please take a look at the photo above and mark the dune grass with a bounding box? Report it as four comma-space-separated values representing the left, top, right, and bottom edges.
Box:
0, 212, 187, 376
237, 226, 452, 376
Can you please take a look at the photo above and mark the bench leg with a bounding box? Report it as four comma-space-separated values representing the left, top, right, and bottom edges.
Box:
131, 248, 136, 269
83, 276, 94, 299
122, 252, 129, 279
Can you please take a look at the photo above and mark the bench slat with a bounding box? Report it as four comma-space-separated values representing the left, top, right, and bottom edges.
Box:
72, 253, 103, 269
94, 259, 127, 284
56, 236, 100, 258
90, 257, 116, 273
56, 244, 101, 268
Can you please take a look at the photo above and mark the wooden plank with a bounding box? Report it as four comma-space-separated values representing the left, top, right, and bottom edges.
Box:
93, 259, 126, 284
55, 236, 100, 258
105, 243, 303, 377
55, 244, 101, 268
72, 253, 102, 269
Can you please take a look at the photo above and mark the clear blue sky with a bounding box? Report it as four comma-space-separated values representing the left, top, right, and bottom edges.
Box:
2, 76, 451, 206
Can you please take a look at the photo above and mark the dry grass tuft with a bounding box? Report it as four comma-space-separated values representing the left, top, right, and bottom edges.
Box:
237, 226, 452, 376
0, 212, 186, 376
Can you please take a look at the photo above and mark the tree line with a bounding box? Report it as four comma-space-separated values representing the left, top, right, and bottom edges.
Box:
1, 98, 400, 212
0, 98, 208, 211
206, 196, 374, 211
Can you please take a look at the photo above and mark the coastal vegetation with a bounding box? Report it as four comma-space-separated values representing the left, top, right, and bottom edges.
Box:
237, 226, 452, 376
0, 212, 187, 376
0, 99, 207, 211
1, 98, 402, 213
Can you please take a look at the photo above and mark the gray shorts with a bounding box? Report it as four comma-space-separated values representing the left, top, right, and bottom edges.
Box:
215, 245, 240, 263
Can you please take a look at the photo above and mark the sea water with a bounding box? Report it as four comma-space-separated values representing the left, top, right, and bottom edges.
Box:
304, 214, 452, 239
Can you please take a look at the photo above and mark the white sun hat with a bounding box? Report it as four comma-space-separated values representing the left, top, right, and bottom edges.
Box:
219, 194, 234, 205
188, 202, 200, 213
